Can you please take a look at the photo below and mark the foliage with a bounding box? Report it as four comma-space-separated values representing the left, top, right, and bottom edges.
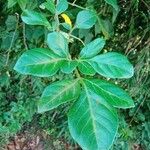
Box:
0, 0, 149, 149
11, 0, 135, 149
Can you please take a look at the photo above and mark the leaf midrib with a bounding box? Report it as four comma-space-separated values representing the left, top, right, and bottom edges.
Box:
41, 79, 79, 107
84, 79, 130, 106
83, 83, 99, 149
20, 58, 66, 67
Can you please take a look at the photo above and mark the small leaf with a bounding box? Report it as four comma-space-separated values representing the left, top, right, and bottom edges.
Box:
97, 17, 114, 39
68, 87, 118, 150
47, 32, 69, 58
41, 0, 55, 14
76, 10, 97, 29
104, 0, 120, 23
21, 9, 51, 28
84, 78, 135, 108
89, 52, 134, 78
61, 60, 77, 74
7, 0, 17, 8
38, 79, 80, 113
56, 0, 68, 15
14, 48, 65, 77
79, 38, 106, 58
104, 0, 119, 11
78, 60, 96, 75
17, 0, 28, 10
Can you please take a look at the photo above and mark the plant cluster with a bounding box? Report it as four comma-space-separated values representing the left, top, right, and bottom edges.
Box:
12, 0, 135, 149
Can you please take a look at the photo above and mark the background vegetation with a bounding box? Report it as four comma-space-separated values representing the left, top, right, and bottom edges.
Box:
0, 0, 150, 149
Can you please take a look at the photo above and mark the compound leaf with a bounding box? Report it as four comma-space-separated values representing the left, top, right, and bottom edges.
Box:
14, 48, 65, 77
90, 52, 134, 78
38, 79, 80, 113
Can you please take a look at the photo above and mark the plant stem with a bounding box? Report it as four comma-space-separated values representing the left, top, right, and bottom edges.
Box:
68, 2, 87, 10
70, 35, 85, 46
55, 0, 60, 31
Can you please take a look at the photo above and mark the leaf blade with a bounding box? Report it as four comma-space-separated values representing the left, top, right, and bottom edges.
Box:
78, 60, 96, 76
76, 10, 97, 29
56, 0, 68, 15
68, 86, 118, 150
90, 52, 134, 78
84, 78, 135, 108
79, 38, 106, 58
14, 48, 64, 77
61, 60, 78, 74
38, 79, 80, 113
21, 9, 51, 28
47, 32, 69, 57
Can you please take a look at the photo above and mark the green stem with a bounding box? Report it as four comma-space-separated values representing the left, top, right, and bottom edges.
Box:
55, 0, 60, 31
68, 2, 87, 10
70, 35, 85, 46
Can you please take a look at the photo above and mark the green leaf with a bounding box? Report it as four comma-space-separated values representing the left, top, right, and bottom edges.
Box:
79, 38, 106, 59
68, 87, 118, 150
21, 9, 51, 28
104, 0, 120, 23
97, 17, 114, 39
41, 0, 55, 14
47, 32, 69, 58
84, 78, 135, 108
14, 48, 65, 77
17, 0, 28, 10
7, 0, 17, 8
56, 0, 68, 15
89, 52, 134, 78
78, 60, 96, 76
61, 60, 77, 74
104, 0, 119, 11
38, 79, 80, 113
112, 7, 120, 23
76, 10, 97, 29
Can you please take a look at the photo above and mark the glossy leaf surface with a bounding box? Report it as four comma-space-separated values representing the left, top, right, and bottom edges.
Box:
84, 78, 135, 108
78, 61, 96, 75
61, 60, 77, 74
56, 0, 68, 14
68, 86, 118, 150
38, 79, 80, 113
47, 32, 69, 58
14, 48, 65, 77
79, 38, 106, 58
41, 0, 55, 14
90, 52, 134, 78
21, 9, 51, 28
76, 10, 97, 29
